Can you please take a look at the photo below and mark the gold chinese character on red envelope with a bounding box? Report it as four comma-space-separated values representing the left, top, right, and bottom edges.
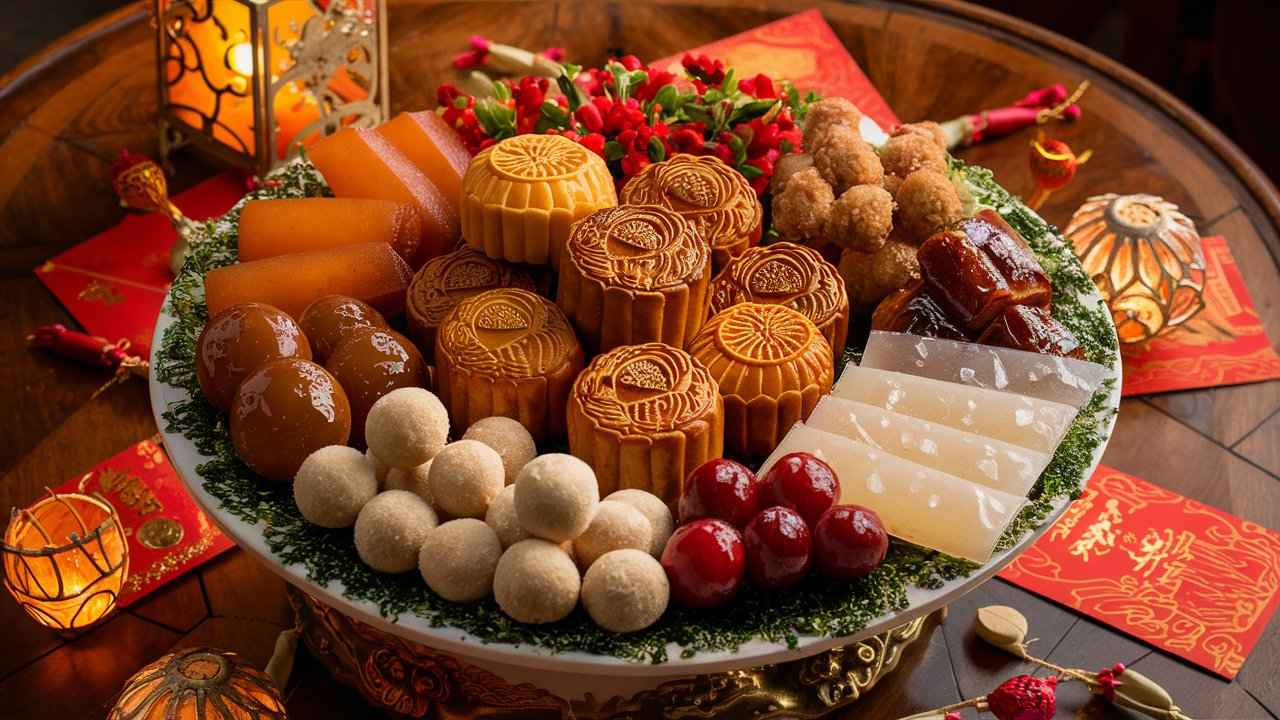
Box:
1000, 465, 1280, 679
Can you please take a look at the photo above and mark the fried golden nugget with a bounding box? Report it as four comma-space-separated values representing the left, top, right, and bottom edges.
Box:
879, 132, 948, 179
825, 184, 894, 253
812, 124, 884, 194
802, 97, 863, 149
896, 169, 964, 243
891, 121, 948, 150
772, 167, 834, 244
838, 239, 922, 310
770, 153, 815, 196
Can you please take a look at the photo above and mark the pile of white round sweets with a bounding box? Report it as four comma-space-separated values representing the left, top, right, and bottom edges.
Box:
290, 388, 674, 633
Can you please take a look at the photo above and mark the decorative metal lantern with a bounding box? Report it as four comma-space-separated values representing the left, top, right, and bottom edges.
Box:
1064, 193, 1206, 344
2, 491, 129, 633
154, 0, 389, 177
109, 647, 288, 720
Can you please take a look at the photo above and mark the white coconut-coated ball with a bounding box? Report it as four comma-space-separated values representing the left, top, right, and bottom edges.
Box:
485, 485, 531, 549
354, 490, 439, 573
385, 459, 433, 505
429, 440, 504, 518
514, 454, 600, 542
605, 489, 675, 558
419, 518, 502, 602
581, 549, 669, 632
364, 387, 449, 469
494, 539, 581, 624
573, 500, 652, 570
293, 445, 378, 528
462, 416, 537, 485
366, 448, 391, 487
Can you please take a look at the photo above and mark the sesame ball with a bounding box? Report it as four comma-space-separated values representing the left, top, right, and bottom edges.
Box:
572, 500, 652, 570
812, 124, 883, 194
293, 445, 378, 528
879, 132, 948, 180
604, 489, 674, 558
419, 519, 502, 603
772, 168, 834, 244
494, 539, 581, 624
485, 485, 531, 548
462, 416, 537, 485
364, 387, 449, 470
896, 169, 964, 243
826, 184, 895, 253
770, 153, 815, 196
385, 459, 433, 505
354, 490, 439, 573
514, 454, 600, 543
428, 440, 505, 519
803, 97, 863, 149
581, 549, 670, 633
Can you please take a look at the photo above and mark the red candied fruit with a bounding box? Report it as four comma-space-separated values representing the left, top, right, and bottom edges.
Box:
660, 518, 746, 609
678, 458, 761, 528
760, 452, 840, 526
744, 506, 812, 589
813, 505, 888, 581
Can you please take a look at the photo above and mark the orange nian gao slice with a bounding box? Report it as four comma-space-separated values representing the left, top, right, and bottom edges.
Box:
238, 197, 423, 265
376, 111, 471, 215
688, 303, 832, 458
558, 205, 711, 353
405, 246, 536, 359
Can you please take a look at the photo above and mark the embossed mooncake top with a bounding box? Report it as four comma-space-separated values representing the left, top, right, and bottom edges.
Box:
573, 343, 719, 434
464, 135, 615, 205
487, 134, 594, 181
621, 154, 762, 251
709, 242, 847, 328
706, 303, 824, 365
437, 288, 580, 379
408, 247, 536, 327
566, 205, 709, 291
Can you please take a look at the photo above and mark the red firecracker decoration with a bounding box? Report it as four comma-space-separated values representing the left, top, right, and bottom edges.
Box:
27, 324, 148, 395
938, 82, 1088, 150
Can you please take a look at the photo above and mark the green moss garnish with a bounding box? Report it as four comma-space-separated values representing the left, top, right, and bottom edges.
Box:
157, 158, 1115, 663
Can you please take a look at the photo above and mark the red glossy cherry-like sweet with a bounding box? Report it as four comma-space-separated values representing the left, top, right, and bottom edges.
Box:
744, 506, 812, 589
813, 505, 889, 581
760, 452, 840, 526
660, 518, 746, 609
678, 458, 761, 527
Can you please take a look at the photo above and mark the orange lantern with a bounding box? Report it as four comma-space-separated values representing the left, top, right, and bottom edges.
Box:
109, 647, 288, 720
2, 491, 129, 633
154, 0, 389, 176
1064, 193, 1206, 343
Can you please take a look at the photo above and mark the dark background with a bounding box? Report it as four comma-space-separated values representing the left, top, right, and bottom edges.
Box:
4, 0, 1275, 185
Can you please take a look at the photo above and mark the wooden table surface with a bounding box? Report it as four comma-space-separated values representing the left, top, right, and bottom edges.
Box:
2, 1, 1278, 718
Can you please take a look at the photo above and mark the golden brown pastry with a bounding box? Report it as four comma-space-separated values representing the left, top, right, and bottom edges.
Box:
406, 246, 536, 358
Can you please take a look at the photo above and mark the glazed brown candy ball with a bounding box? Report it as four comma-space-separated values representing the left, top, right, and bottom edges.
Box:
230, 358, 352, 482
325, 327, 427, 447
299, 295, 389, 363
197, 303, 311, 411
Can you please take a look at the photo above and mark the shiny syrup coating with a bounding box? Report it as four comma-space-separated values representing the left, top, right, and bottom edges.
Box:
230, 358, 351, 482
299, 295, 389, 363
197, 303, 312, 411
325, 327, 428, 446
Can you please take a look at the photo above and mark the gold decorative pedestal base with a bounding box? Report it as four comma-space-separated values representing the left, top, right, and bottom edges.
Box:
287, 587, 934, 719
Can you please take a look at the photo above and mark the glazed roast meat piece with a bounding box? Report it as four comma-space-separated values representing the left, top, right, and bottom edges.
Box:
977, 304, 1084, 359
917, 230, 1014, 334
954, 210, 1052, 309
871, 280, 968, 340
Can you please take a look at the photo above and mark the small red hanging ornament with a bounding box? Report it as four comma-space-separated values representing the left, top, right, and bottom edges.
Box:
110, 148, 200, 275
1026, 133, 1092, 210
985, 674, 1058, 720
27, 324, 148, 396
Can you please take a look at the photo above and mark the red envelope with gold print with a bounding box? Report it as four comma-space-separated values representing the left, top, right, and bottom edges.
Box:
999, 465, 1280, 679
55, 437, 235, 608
1121, 236, 1280, 396
652, 9, 900, 130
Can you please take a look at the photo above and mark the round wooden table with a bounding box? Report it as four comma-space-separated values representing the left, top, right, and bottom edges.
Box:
1, 1, 1277, 717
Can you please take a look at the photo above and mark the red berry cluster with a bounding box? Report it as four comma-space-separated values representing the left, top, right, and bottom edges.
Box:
660, 454, 889, 609
436, 52, 814, 194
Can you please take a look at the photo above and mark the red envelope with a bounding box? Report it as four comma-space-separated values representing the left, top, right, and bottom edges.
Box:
34, 173, 246, 357
999, 465, 1280, 679
1121, 236, 1280, 396
57, 437, 235, 608
652, 9, 900, 130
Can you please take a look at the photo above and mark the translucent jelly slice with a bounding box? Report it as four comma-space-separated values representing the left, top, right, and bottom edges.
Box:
760, 423, 1022, 562
205, 241, 412, 320
238, 198, 423, 265
308, 127, 458, 265
376, 111, 471, 215
833, 364, 1077, 454
860, 331, 1110, 408
806, 395, 1048, 497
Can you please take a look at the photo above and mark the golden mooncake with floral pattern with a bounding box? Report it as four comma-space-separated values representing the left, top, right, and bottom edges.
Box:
558, 205, 711, 353
434, 288, 584, 443
461, 134, 617, 267
708, 241, 850, 355
688, 303, 832, 458
568, 343, 723, 504
406, 246, 536, 358
621, 154, 763, 271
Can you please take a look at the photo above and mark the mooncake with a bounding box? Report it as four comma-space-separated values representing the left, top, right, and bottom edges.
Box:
568, 343, 724, 504
460, 134, 617, 267
621, 154, 763, 271
406, 246, 536, 358
687, 303, 833, 458
238, 198, 423, 265
708, 241, 850, 355
558, 205, 711, 353
434, 288, 584, 443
